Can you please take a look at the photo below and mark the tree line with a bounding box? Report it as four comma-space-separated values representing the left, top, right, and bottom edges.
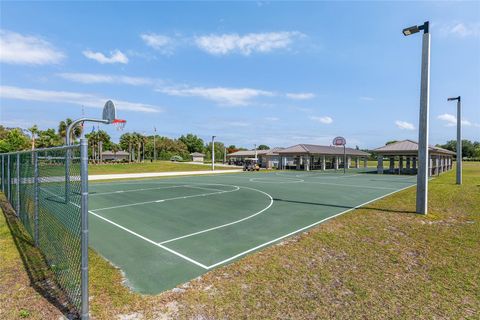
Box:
0, 122, 270, 162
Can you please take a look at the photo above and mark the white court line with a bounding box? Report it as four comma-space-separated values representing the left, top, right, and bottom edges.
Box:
183, 185, 227, 193
89, 184, 189, 196
88, 210, 209, 269
92, 186, 240, 212
249, 177, 304, 184
158, 186, 273, 245
204, 183, 417, 269
302, 181, 397, 190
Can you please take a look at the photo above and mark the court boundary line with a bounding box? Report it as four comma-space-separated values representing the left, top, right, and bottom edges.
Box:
203, 182, 417, 269
88, 210, 209, 269
89, 184, 189, 196
301, 181, 399, 190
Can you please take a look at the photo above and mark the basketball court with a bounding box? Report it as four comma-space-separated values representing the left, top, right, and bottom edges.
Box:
87, 170, 417, 293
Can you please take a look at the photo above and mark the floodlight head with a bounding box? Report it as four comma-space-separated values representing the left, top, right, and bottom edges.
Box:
403, 25, 420, 36
402, 21, 429, 36
447, 96, 461, 102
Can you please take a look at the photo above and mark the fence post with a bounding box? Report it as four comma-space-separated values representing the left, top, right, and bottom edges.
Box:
2, 154, 5, 193
16, 153, 20, 217
80, 139, 89, 320
34, 151, 39, 247
7, 155, 10, 201
66, 148, 70, 204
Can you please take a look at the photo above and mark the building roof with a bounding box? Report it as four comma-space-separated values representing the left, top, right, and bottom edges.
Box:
373, 140, 455, 155
227, 148, 283, 157
190, 152, 205, 156
101, 150, 129, 156
278, 144, 369, 156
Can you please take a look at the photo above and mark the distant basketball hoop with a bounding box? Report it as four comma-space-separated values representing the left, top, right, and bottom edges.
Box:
332, 136, 347, 174
332, 136, 346, 146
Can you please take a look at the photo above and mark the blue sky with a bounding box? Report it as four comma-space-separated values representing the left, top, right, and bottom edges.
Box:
0, 1, 479, 149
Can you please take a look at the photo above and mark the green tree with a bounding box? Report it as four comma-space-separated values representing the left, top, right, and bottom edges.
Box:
28, 125, 39, 149
179, 134, 205, 153
36, 129, 62, 148
205, 141, 226, 163
0, 128, 30, 152
257, 144, 270, 150
438, 140, 478, 158
120, 133, 136, 162
385, 140, 398, 145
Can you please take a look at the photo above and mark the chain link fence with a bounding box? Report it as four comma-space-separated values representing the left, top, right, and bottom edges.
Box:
1, 140, 89, 319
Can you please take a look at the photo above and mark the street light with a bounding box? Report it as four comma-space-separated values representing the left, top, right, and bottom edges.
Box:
211, 136, 216, 171
447, 96, 462, 185
153, 127, 157, 162
403, 21, 430, 215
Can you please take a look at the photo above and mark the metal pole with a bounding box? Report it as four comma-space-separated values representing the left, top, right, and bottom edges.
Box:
16, 153, 20, 217
7, 155, 10, 201
416, 32, 431, 215
153, 127, 157, 161
456, 98, 462, 185
211, 136, 215, 171
343, 145, 346, 174
80, 139, 89, 320
1, 155, 4, 192
34, 150, 39, 247
224, 147, 227, 164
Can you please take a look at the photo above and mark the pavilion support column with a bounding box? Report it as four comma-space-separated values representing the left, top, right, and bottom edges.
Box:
355, 157, 360, 168
305, 156, 310, 171
296, 156, 301, 170
435, 156, 439, 175
399, 156, 404, 175
363, 157, 367, 168
413, 157, 417, 170
347, 156, 351, 169
428, 156, 434, 177
389, 157, 395, 174
406, 157, 411, 170
322, 155, 326, 171
377, 155, 384, 174
334, 157, 339, 170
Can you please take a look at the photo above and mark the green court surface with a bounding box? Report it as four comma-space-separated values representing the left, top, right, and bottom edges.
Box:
88, 170, 417, 294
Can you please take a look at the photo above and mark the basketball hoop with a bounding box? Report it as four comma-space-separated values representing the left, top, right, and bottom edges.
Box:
112, 119, 126, 131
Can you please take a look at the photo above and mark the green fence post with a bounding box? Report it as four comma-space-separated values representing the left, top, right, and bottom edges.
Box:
34, 150, 39, 247
1, 155, 4, 192
16, 153, 20, 217
7, 155, 10, 201
80, 139, 89, 320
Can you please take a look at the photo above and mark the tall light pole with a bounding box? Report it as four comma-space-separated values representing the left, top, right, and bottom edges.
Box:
254, 144, 257, 160
211, 135, 216, 171
447, 96, 462, 184
153, 127, 157, 161
403, 21, 430, 215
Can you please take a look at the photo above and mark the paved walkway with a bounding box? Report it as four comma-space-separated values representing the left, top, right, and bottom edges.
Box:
89, 169, 243, 181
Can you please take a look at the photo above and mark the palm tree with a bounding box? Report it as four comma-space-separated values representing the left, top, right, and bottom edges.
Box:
58, 118, 82, 144
28, 125, 39, 150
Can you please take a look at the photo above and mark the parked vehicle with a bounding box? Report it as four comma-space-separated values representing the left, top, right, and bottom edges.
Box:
243, 158, 260, 171
170, 155, 183, 162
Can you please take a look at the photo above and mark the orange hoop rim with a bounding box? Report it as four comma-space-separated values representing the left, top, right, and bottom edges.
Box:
112, 118, 126, 130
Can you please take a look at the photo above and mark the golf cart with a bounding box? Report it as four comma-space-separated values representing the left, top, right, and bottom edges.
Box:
243, 158, 260, 171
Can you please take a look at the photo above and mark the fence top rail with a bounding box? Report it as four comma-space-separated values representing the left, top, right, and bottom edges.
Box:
0, 143, 85, 156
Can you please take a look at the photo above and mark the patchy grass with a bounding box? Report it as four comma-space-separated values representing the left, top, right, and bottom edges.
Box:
1, 163, 478, 319
88, 160, 237, 175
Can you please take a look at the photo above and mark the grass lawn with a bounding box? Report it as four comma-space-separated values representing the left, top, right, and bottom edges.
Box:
1, 163, 478, 319
88, 160, 238, 175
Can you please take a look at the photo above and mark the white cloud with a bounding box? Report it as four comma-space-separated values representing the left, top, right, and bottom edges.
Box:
439, 22, 480, 38
82, 49, 128, 64
195, 31, 304, 55
438, 113, 472, 127
0, 85, 160, 113
140, 33, 174, 54
158, 86, 274, 106
286, 92, 315, 100
57, 73, 154, 86
265, 117, 279, 121
395, 120, 415, 130
0, 29, 65, 65
309, 116, 333, 124
359, 96, 375, 101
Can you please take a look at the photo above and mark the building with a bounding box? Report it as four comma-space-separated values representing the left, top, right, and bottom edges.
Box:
373, 140, 455, 175
277, 144, 370, 171
190, 152, 205, 162
101, 150, 130, 162
226, 148, 284, 168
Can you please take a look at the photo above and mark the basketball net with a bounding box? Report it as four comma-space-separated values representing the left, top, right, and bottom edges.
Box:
112, 119, 126, 131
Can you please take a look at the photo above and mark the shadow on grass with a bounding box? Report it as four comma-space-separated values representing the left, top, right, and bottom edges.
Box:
0, 196, 79, 319
273, 197, 417, 214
